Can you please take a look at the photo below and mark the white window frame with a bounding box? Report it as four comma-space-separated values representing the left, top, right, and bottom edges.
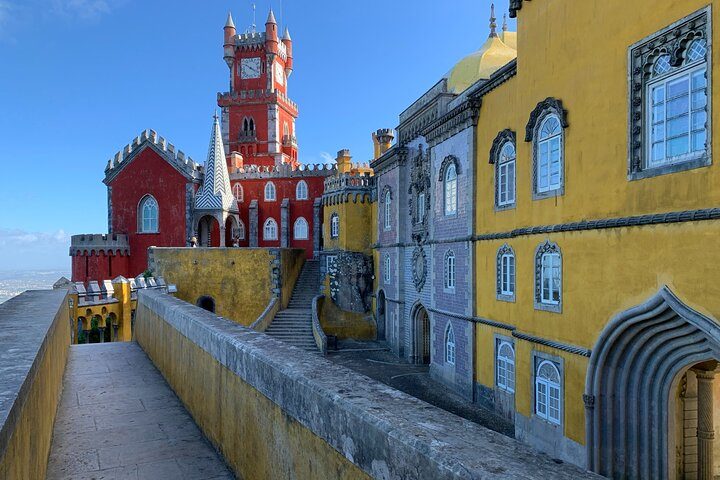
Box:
535, 360, 562, 425
296, 180, 308, 200
444, 164, 457, 216
497, 142, 516, 207
263, 218, 278, 240
384, 190, 392, 230
330, 213, 339, 239
536, 115, 564, 195
540, 252, 561, 305
264, 182, 276, 201
496, 341, 515, 393
233, 183, 243, 203
384, 254, 391, 284
444, 251, 455, 291
646, 53, 707, 169
445, 323, 456, 365
138, 195, 159, 233
293, 217, 309, 240
500, 253, 515, 296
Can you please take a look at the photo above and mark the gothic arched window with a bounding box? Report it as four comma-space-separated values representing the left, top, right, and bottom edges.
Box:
535, 360, 562, 425
233, 183, 243, 203
445, 323, 456, 365
264, 182, 276, 201
138, 195, 159, 233
296, 180, 308, 200
263, 218, 278, 240
293, 217, 308, 240
444, 164, 457, 215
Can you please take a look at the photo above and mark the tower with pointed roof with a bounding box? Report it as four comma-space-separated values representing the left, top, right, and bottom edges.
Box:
218, 8, 298, 169
194, 115, 240, 247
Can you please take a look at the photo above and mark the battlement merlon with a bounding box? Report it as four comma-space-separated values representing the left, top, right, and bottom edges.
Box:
229, 162, 337, 180
217, 90, 298, 116
323, 172, 375, 197
103, 129, 202, 185
70, 234, 130, 256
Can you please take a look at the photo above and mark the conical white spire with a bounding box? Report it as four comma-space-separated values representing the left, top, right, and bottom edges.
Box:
266, 9, 276, 24
283, 27, 291, 40
225, 12, 235, 28
196, 114, 235, 212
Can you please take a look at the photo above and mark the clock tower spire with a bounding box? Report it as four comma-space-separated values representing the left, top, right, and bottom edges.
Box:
217, 9, 299, 169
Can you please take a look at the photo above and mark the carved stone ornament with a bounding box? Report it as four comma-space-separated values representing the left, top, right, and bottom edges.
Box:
408, 145, 431, 244
525, 98, 568, 142
411, 246, 427, 292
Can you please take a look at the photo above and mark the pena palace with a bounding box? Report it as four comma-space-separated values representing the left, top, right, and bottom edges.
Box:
70, 10, 371, 283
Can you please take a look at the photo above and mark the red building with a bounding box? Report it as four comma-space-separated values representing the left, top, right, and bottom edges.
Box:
71, 10, 334, 283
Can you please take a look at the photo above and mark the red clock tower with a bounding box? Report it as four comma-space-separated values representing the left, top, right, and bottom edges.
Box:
218, 10, 299, 169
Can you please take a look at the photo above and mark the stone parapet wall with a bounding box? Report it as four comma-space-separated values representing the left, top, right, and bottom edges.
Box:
0, 290, 71, 479
135, 290, 601, 479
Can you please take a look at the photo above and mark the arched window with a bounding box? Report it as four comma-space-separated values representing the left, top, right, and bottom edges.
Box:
383, 189, 392, 230
535, 241, 561, 312
535, 360, 561, 425
384, 254, 391, 283
283, 122, 289, 137
496, 341, 515, 393
445, 323, 456, 365
330, 213, 339, 238
263, 218, 278, 240
138, 195, 158, 233
296, 180, 308, 200
293, 217, 308, 240
233, 183, 243, 203
444, 164, 457, 215
233, 220, 245, 240
536, 115, 563, 194
444, 251, 455, 291
264, 182, 276, 201
497, 245, 515, 299
497, 142, 516, 207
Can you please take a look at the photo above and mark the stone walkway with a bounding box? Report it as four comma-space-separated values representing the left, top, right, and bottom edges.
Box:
46, 343, 233, 480
326, 340, 515, 437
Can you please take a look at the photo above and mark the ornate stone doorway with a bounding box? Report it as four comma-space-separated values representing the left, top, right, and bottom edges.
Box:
413, 304, 430, 365
377, 290, 386, 341
197, 215, 219, 247
585, 287, 720, 479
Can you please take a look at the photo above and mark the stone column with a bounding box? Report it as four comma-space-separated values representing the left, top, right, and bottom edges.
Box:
280, 198, 289, 248
219, 225, 226, 247
695, 368, 715, 480
313, 198, 322, 257
249, 200, 259, 247
98, 327, 105, 343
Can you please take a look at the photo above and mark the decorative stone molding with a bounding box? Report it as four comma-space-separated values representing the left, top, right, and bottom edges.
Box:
408, 145, 431, 244
489, 130, 516, 164
330, 252, 374, 313
438, 155, 461, 180
627, 7, 711, 179
423, 98, 481, 147
525, 98, 568, 142
411, 246, 427, 292
533, 241, 562, 313
509, 0, 524, 18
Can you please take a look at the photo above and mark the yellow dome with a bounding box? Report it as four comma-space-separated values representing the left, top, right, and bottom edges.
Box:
446, 34, 517, 94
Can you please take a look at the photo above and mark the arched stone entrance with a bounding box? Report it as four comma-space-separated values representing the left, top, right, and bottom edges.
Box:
585, 286, 720, 479
376, 290, 386, 341
412, 304, 431, 365
197, 215, 219, 247
197, 296, 216, 313
225, 215, 239, 247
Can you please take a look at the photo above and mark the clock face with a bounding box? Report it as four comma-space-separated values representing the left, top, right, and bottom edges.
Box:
274, 63, 284, 85
240, 58, 261, 79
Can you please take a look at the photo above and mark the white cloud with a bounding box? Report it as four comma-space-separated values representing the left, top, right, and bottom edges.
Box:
0, 228, 70, 270
50, 0, 112, 20
319, 151, 335, 163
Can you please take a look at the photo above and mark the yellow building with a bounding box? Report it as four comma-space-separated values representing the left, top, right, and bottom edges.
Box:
471, 1, 718, 478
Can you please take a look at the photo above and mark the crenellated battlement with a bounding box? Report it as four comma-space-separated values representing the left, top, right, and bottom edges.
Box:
322, 173, 375, 206
218, 90, 298, 112
229, 162, 338, 179
104, 129, 202, 184
70, 234, 130, 256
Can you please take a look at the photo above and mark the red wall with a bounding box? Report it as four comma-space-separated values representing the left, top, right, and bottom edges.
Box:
110, 147, 190, 277
71, 251, 129, 283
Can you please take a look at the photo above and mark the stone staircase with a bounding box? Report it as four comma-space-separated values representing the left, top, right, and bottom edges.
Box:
265, 260, 320, 352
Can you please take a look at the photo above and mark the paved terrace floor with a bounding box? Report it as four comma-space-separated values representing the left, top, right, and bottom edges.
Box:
46, 343, 233, 480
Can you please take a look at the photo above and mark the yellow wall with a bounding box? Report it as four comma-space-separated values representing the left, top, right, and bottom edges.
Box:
323, 199, 374, 256
135, 302, 370, 480
0, 294, 70, 479
71, 278, 134, 344
473, 0, 719, 447
150, 247, 303, 326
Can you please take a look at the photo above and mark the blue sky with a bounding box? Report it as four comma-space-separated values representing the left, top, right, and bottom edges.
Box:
0, 0, 515, 270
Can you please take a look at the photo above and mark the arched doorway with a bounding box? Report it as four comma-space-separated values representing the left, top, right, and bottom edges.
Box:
376, 290, 386, 341
413, 304, 430, 365
197, 215, 219, 247
225, 216, 238, 247
197, 296, 216, 313
585, 287, 720, 479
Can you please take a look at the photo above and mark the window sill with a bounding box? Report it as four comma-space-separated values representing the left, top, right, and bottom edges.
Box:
497, 293, 516, 303
532, 414, 562, 428
628, 154, 711, 181
533, 187, 564, 201
443, 287, 456, 294
534, 301, 562, 313
495, 203, 516, 212
137, 231, 160, 235
497, 386, 515, 395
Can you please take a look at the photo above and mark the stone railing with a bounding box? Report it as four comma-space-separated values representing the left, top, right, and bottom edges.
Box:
323, 173, 374, 195
135, 290, 601, 480
0, 290, 70, 478
248, 297, 279, 332
311, 295, 327, 355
